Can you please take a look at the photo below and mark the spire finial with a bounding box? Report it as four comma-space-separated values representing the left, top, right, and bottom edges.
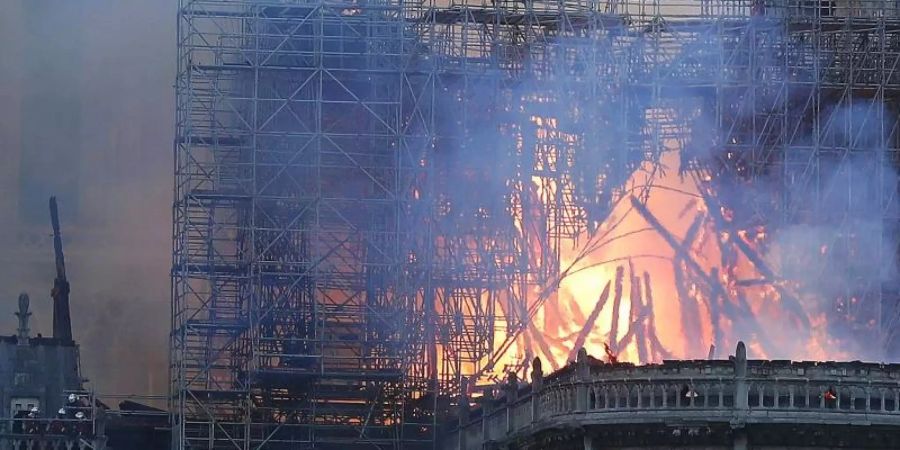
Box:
16, 293, 31, 343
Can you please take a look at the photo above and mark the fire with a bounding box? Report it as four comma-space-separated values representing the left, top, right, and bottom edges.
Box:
472, 109, 867, 388
549, 146, 705, 363
518, 140, 847, 369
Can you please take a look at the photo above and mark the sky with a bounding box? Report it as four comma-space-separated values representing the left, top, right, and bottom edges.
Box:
0, 0, 175, 397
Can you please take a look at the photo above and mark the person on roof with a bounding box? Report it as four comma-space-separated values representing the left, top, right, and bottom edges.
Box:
25, 407, 40, 434
49, 408, 67, 435
74, 411, 91, 438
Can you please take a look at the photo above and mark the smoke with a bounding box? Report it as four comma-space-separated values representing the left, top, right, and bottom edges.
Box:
759, 102, 900, 361
1, 1, 896, 406
0, 1, 175, 397
429, 17, 899, 367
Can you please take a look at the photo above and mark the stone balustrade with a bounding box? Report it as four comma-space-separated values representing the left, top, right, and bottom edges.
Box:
442, 343, 900, 450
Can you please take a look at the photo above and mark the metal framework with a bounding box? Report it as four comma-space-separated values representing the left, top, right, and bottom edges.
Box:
172, 0, 900, 448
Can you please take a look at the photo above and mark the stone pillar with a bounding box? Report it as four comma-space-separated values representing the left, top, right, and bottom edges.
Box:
583, 435, 596, 450
94, 406, 108, 450
458, 377, 469, 450
505, 372, 517, 434
15, 293, 31, 345
732, 429, 748, 450
576, 348, 589, 412
482, 387, 494, 441
505, 371, 518, 403
531, 357, 543, 423
734, 341, 748, 411
732, 341, 748, 449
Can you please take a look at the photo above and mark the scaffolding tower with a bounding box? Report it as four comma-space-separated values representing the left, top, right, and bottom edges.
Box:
173, 0, 900, 448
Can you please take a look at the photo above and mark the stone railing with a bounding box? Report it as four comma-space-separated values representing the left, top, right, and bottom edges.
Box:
441, 343, 900, 450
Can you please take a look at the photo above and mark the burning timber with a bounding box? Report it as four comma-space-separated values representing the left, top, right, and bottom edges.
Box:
444, 342, 900, 450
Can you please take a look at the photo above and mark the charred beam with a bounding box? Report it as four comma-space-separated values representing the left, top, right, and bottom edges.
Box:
608, 266, 625, 354
568, 281, 611, 362
700, 190, 810, 329
643, 271, 668, 360
707, 268, 724, 352
630, 196, 770, 352
676, 213, 707, 350
632, 273, 648, 363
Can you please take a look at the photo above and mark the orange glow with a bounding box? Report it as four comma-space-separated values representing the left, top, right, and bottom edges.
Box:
548, 145, 703, 363
472, 112, 857, 387
508, 140, 844, 371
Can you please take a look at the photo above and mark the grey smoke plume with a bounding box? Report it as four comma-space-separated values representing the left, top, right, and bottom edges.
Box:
437, 22, 899, 362
761, 102, 900, 361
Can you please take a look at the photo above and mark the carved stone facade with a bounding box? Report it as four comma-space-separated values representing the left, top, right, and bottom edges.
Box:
443, 343, 900, 449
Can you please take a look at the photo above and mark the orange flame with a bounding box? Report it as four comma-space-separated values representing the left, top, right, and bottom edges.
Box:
479, 112, 860, 387
518, 143, 845, 370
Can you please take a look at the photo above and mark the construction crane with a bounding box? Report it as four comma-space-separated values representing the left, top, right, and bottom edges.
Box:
49, 196, 73, 342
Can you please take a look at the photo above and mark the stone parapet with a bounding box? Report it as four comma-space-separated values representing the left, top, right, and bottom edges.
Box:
442, 342, 900, 449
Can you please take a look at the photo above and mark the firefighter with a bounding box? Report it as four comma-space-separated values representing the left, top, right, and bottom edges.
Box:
681, 384, 699, 400
24, 407, 40, 435
65, 393, 89, 423
48, 408, 66, 435
74, 411, 90, 438
824, 386, 838, 402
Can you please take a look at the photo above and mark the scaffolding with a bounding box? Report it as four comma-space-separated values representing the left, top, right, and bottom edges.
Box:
173, 0, 900, 448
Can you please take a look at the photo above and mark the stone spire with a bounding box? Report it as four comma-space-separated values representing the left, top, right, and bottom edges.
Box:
16, 293, 31, 344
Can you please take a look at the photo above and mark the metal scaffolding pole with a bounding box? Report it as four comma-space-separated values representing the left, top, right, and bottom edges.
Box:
172, 0, 900, 448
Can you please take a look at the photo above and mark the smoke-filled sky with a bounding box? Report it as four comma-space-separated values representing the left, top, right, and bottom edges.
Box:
0, 1, 175, 396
